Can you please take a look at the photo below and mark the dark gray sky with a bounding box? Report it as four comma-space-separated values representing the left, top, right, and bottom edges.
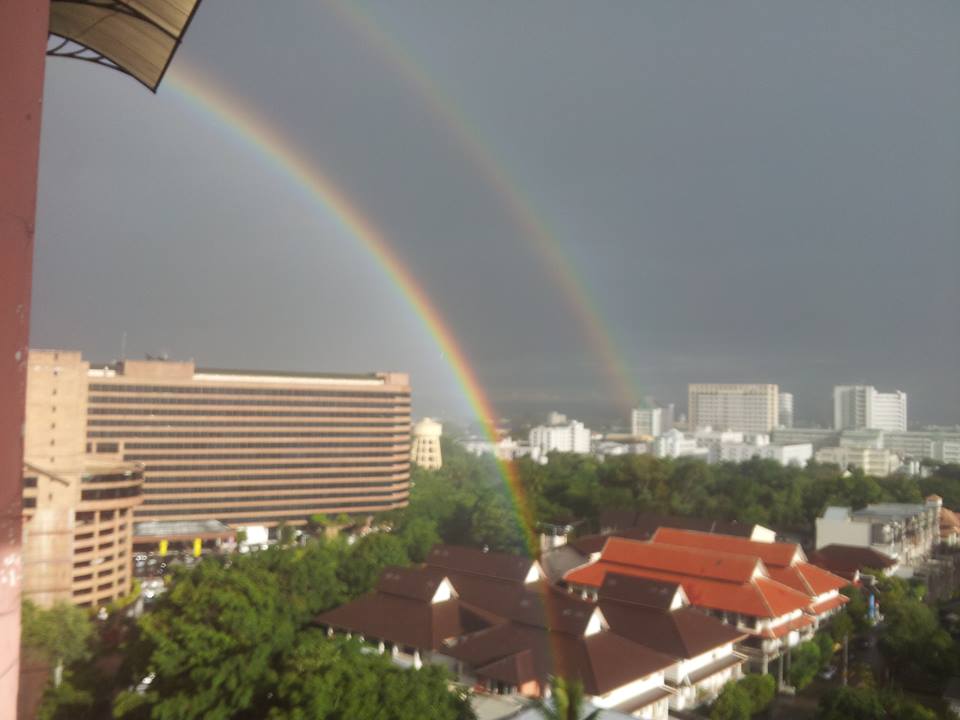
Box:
33, 1, 960, 428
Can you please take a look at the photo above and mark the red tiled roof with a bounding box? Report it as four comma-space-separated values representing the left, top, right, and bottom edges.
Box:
940, 507, 960, 535
762, 614, 814, 639
795, 562, 850, 595
565, 558, 810, 620
427, 545, 538, 583
809, 594, 848, 616
651, 527, 801, 567
599, 538, 762, 583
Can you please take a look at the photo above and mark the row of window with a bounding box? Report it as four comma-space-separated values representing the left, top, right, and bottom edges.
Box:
142, 480, 405, 494
136, 469, 406, 483
89, 395, 409, 410
89, 383, 409, 400
87, 418, 406, 428
88, 407, 408, 419
125, 450, 404, 462
122, 440, 407, 451
81, 471, 143, 484
138, 460, 408, 472
88, 429, 407, 439
136, 499, 398, 517
81, 486, 143, 501
140, 488, 403, 506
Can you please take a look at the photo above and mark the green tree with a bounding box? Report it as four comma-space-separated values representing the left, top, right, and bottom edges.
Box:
116, 559, 296, 720
788, 640, 821, 690
399, 517, 442, 563
534, 677, 599, 720
21, 600, 93, 688
816, 686, 885, 720
338, 533, 410, 597
738, 674, 775, 715
710, 680, 752, 720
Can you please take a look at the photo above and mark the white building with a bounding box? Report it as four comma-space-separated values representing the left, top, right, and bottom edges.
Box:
815, 446, 901, 477
833, 385, 907, 432
411, 418, 443, 470
631, 407, 663, 438
815, 499, 940, 569
688, 384, 779, 433
778, 392, 794, 429
712, 441, 813, 467
653, 429, 708, 460
529, 420, 591, 455
461, 436, 532, 462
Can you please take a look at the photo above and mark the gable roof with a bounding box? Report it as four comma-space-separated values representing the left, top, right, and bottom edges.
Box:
599, 538, 764, 584
651, 527, 802, 567
426, 545, 539, 583
599, 600, 746, 659
564, 540, 812, 619
377, 565, 452, 602
598, 573, 684, 610
444, 621, 675, 696
808, 544, 897, 577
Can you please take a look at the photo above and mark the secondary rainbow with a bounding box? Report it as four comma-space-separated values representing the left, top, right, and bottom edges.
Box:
331, 2, 641, 410
164, 67, 538, 554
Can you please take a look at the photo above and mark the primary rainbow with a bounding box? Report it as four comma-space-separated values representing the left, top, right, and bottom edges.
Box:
331, 2, 641, 411
165, 67, 538, 554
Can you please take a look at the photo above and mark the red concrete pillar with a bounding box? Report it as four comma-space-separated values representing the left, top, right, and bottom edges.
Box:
0, 1, 50, 715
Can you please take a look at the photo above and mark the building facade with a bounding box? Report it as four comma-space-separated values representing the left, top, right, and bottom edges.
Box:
631, 407, 664, 438
26, 350, 412, 531
529, 420, 591, 455
410, 418, 442, 470
833, 385, 907, 432
778, 392, 794, 428
814, 446, 900, 477
688, 384, 779, 434
21, 350, 144, 607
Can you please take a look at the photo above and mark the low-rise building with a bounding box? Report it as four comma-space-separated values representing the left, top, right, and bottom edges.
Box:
317, 545, 748, 717
814, 446, 901, 477
564, 537, 816, 674
815, 499, 940, 569
529, 420, 591, 455
711, 441, 813, 467
808, 544, 898, 582
653, 430, 708, 460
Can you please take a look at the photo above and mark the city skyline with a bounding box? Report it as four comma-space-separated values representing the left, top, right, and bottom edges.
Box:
32, 1, 960, 430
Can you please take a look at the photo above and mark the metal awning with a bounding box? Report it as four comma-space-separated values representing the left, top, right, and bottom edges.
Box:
48, 0, 203, 91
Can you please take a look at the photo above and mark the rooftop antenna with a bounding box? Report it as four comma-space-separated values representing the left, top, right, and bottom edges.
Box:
120, 331, 127, 361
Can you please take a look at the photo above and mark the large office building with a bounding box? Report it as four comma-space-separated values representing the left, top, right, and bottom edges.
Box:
833, 385, 907, 432
687, 384, 779, 434
26, 350, 412, 530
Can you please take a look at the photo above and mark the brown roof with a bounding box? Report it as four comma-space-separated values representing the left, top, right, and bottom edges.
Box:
599, 601, 747, 659
598, 510, 759, 538
598, 573, 683, 610
426, 545, 538, 583
808, 544, 897, 576
377, 565, 447, 601
315, 590, 490, 650
444, 621, 675, 696
651, 527, 801, 567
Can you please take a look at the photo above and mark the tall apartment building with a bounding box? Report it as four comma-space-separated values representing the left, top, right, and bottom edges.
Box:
778, 392, 794, 428
833, 385, 907, 432
410, 418, 442, 470
529, 420, 591, 455
26, 351, 412, 530
688, 384, 779, 434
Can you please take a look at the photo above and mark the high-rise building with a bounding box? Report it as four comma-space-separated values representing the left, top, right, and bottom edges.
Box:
529, 420, 591, 455
26, 351, 412, 530
778, 392, 794, 429
833, 385, 907, 432
687, 384, 779, 434
21, 350, 144, 608
410, 418, 442, 470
